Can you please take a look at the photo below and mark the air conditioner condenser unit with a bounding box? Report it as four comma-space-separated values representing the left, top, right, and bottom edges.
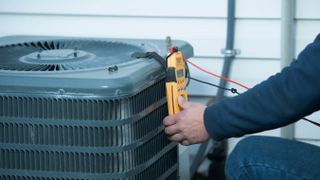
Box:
0, 36, 193, 180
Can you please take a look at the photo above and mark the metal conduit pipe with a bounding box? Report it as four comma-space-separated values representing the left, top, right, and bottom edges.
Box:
216, 0, 237, 101
280, 0, 296, 139
190, 0, 236, 177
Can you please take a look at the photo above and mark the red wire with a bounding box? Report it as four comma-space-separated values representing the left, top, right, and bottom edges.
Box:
182, 56, 320, 128
182, 57, 250, 90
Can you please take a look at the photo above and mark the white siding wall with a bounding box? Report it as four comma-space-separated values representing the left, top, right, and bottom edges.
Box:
0, 0, 282, 92
0, 0, 320, 143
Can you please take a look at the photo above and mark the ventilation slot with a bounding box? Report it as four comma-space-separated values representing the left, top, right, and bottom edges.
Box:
0, 79, 166, 120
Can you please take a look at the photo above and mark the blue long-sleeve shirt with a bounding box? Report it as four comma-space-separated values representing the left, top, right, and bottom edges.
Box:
204, 34, 320, 141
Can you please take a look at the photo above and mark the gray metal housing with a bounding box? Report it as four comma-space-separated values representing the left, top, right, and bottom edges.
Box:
0, 36, 193, 180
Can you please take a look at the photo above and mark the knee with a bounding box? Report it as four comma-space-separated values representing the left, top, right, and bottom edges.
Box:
225, 136, 267, 179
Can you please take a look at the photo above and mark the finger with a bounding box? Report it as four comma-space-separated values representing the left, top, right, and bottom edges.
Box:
168, 133, 184, 142
164, 125, 181, 136
163, 116, 176, 126
181, 140, 190, 146
178, 96, 190, 110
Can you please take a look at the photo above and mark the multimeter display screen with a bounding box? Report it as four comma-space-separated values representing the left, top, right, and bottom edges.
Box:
177, 69, 184, 77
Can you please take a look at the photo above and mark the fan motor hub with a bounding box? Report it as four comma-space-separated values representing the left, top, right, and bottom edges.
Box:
20, 49, 93, 64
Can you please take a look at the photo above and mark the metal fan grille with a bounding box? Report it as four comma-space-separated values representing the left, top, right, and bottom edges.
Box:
0, 40, 144, 71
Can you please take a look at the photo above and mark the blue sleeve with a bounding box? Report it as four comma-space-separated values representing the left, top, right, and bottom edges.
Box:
204, 34, 320, 141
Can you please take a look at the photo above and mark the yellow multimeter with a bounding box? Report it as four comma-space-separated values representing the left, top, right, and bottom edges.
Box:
166, 48, 188, 115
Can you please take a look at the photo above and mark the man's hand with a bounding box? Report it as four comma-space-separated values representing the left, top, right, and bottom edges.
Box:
163, 96, 209, 146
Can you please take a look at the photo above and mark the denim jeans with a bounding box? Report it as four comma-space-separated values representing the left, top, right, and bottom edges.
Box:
225, 136, 320, 180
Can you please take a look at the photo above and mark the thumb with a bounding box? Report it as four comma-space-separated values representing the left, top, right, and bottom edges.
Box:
178, 96, 189, 110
